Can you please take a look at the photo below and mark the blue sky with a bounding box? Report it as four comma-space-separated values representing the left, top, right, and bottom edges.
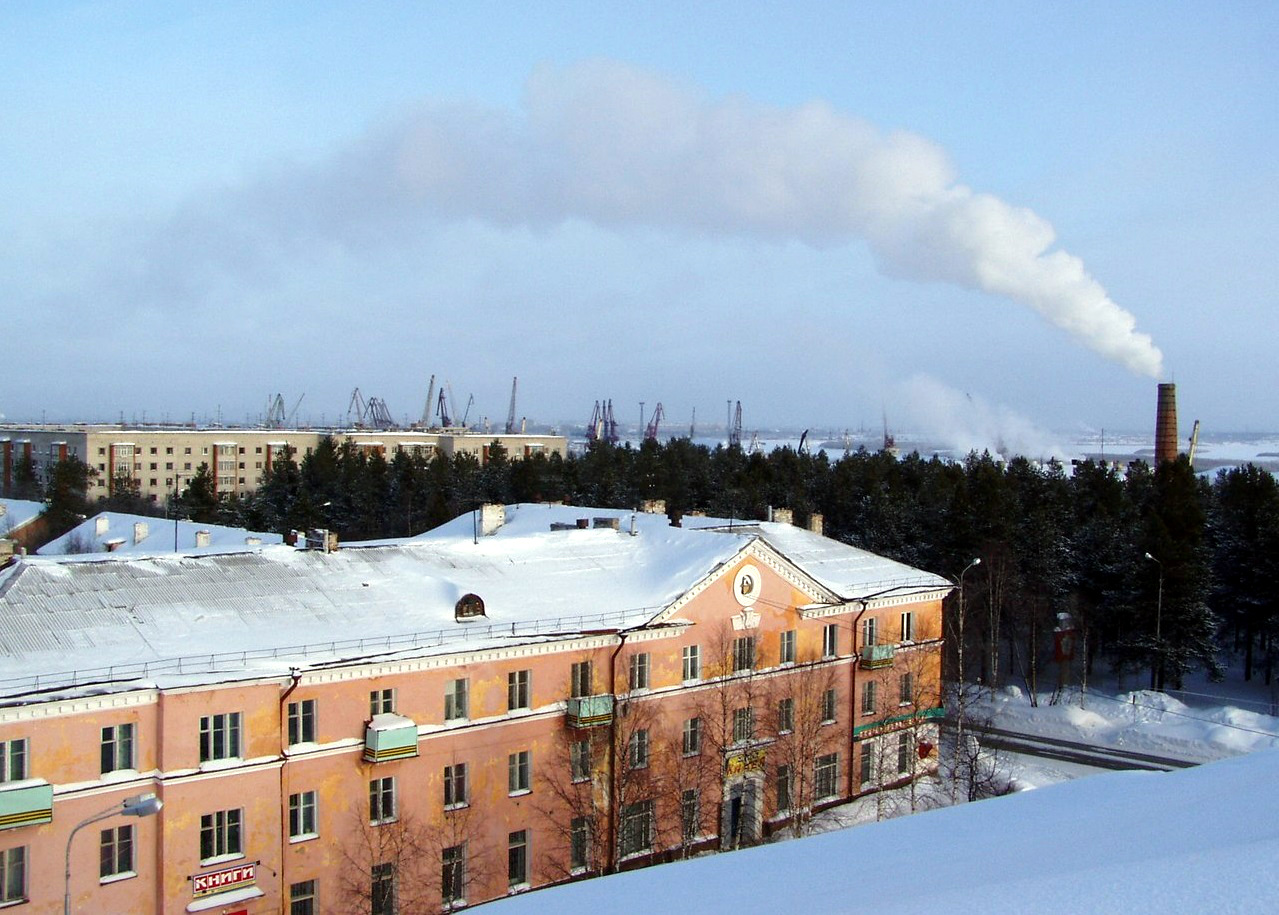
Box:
3, 2, 1276, 445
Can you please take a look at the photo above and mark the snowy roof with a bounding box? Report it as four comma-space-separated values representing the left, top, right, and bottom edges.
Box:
680, 514, 950, 598
491, 747, 1279, 914
36, 512, 283, 556
0, 499, 44, 536
0, 503, 945, 701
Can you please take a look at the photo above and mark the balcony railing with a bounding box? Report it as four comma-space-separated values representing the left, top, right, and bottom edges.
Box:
860, 644, 896, 669
566, 694, 615, 728
364, 714, 420, 763
0, 781, 53, 831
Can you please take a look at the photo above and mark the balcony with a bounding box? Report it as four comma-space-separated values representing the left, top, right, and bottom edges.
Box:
364, 714, 419, 763
566, 694, 614, 729
0, 781, 53, 831
860, 644, 896, 669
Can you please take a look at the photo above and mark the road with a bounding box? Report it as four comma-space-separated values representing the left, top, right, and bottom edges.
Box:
954, 720, 1199, 772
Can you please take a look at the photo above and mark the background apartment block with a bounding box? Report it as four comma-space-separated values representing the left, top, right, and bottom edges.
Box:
0, 425, 567, 501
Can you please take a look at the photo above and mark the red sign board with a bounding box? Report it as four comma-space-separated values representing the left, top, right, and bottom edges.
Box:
192, 862, 257, 898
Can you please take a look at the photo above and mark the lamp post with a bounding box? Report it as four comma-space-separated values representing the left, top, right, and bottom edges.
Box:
1144, 552, 1164, 690
64, 793, 162, 915
949, 557, 980, 803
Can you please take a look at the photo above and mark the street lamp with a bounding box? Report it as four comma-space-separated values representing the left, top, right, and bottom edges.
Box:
1144, 552, 1164, 690
64, 793, 162, 915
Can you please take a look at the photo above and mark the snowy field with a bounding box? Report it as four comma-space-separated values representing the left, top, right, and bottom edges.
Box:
492, 685, 1279, 913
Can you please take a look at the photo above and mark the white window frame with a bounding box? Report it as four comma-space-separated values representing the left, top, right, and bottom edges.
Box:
682, 717, 702, 756
629, 652, 651, 691
199, 712, 242, 762
900, 611, 915, 642
619, 800, 654, 858
779, 629, 796, 665
823, 623, 839, 659
570, 739, 591, 782
507, 829, 529, 889
570, 817, 592, 873
776, 764, 793, 812
861, 680, 878, 716
369, 688, 396, 717
442, 843, 467, 908
0, 846, 26, 905
821, 688, 838, 724
444, 763, 469, 809
732, 707, 755, 744
290, 879, 317, 915
101, 723, 135, 774
445, 678, 469, 721
777, 697, 795, 734
682, 645, 701, 681
508, 750, 531, 795
863, 616, 878, 647
570, 660, 593, 698
732, 635, 756, 673
287, 699, 317, 746
99, 824, 134, 882
508, 669, 531, 711
369, 776, 397, 825
289, 790, 318, 841
199, 808, 243, 863
372, 861, 396, 915
1, 738, 28, 782
628, 729, 650, 770
899, 671, 915, 706
815, 753, 839, 800
681, 788, 700, 843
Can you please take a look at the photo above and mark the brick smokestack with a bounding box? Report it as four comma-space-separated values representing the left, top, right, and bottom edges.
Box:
1155, 383, 1178, 465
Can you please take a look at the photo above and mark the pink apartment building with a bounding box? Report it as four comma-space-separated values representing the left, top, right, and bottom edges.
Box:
0, 503, 950, 913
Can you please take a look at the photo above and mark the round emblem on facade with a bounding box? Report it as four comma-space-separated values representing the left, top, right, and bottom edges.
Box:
732, 565, 761, 608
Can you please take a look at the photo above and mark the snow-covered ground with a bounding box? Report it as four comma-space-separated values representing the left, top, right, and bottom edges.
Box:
493, 686, 1279, 913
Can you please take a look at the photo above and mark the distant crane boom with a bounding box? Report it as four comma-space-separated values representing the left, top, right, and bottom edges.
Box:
644, 402, 665, 442
421, 375, 437, 427
505, 377, 519, 434
1188, 419, 1201, 468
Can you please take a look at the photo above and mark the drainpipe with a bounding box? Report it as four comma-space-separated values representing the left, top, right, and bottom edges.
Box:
278, 668, 302, 902
847, 601, 869, 799
605, 629, 630, 874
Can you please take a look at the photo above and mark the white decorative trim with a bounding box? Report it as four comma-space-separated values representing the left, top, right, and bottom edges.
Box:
0, 688, 158, 723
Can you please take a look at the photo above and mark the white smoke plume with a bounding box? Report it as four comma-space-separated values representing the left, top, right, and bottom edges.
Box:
895, 374, 1069, 460
363, 60, 1161, 377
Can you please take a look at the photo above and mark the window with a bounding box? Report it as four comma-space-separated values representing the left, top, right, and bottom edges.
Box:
199, 809, 242, 861
570, 740, 591, 782
372, 862, 396, 915
99, 824, 134, 880
199, 712, 242, 762
897, 731, 912, 775
779, 629, 796, 665
508, 670, 531, 711
369, 776, 396, 824
570, 817, 592, 872
776, 764, 793, 812
444, 763, 468, 808
899, 671, 915, 706
821, 688, 838, 724
165, 447, 173, 455
732, 635, 756, 673
681, 788, 700, 843
508, 750, 531, 795
444, 678, 469, 721
682, 645, 701, 681
620, 800, 654, 857
900, 611, 915, 642
508, 830, 528, 888
862, 616, 878, 647
628, 729, 650, 770
370, 688, 396, 717
732, 707, 755, 744
682, 717, 702, 756
777, 697, 795, 734
290, 879, 316, 915
860, 740, 877, 788
1, 738, 28, 782
570, 660, 593, 698
628, 652, 650, 691
823, 623, 839, 659
861, 681, 878, 716
289, 791, 317, 839
442, 844, 466, 907
287, 699, 316, 745
815, 753, 839, 800
1, 846, 25, 904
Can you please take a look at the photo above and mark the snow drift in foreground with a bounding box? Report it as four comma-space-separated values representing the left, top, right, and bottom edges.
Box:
492, 748, 1279, 914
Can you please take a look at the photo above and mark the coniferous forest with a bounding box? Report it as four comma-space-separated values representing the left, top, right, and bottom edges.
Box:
18, 437, 1279, 696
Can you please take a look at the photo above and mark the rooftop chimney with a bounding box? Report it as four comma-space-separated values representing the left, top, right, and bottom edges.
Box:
1155, 383, 1178, 465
